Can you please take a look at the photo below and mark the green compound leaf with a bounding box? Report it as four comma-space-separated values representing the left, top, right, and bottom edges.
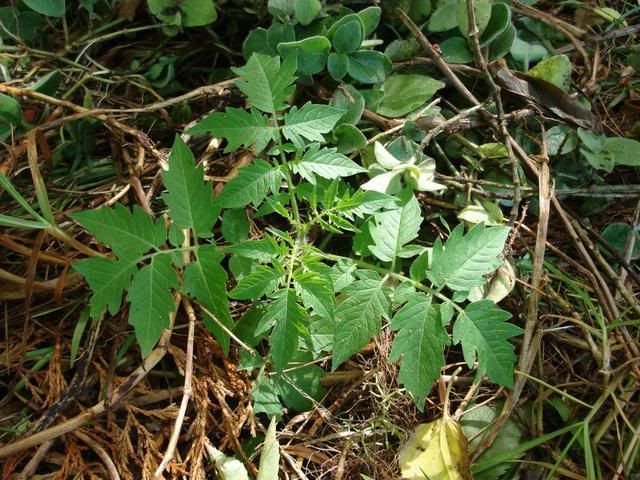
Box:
163, 136, 217, 238
127, 254, 179, 357
70, 204, 165, 259
262, 289, 309, 371
389, 293, 449, 410
232, 53, 297, 113
228, 236, 282, 262
429, 223, 510, 291
369, 190, 422, 263
73, 256, 138, 318
229, 264, 284, 300
215, 159, 277, 209
182, 245, 233, 354
294, 270, 335, 321
282, 103, 345, 148
453, 300, 522, 387
189, 108, 275, 153
293, 144, 366, 183
332, 276, 390, 369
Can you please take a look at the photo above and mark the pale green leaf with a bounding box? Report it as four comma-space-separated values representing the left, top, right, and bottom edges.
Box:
252, 371, 282, 418
70, 204, 165, 259
282, 103, 345, 148
369, 190, 422, 263
228, 236, 281, 262
182, 245, 233, 354
377, 74, 445, 118
232, 53, 297, 113
127, 254, 179, 357
429, 223, 510, 291
73, 256, 138, 318
389, 294, 449, 410
333, 277, 389, 369
263, 289, 309, 371
294, 270, 335, 320
257, 417, 280, 480
189, 108, 274, 153
293, 144, 366, 183
229, 265, 284, 300
163, 136, 217, 238
221, 209, 249, 244
215, 159, 277, 208
453, 300, 522, 387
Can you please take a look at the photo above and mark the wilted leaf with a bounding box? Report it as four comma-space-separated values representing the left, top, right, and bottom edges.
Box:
399, 416, 471, 480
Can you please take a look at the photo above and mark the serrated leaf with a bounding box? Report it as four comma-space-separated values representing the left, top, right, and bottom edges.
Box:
232, 53, 297, 113
429, 223, 510, 291
182, 245, 233, 354
274, 356, 326, 410
127, 254, 179, 357
228, 237, 281, 262
282, 103, 345, 148
252, 371, 283, 418
70, 204, 165, 259
189, 107, 274, 153
215, 159, 277, 209
163, 136, 216, 238
294, 270, 335, 320
453, 300, 522, 387
229, 265, 284, 300
369, 190, 422, 263
333, 277, 389, 369
389, 294, 449, 410
73, 256, 138, 318
262, 289, 309, 371
293, 144, 366, 183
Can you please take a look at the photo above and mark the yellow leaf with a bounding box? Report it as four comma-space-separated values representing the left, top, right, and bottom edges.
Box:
399, 416, 471, 480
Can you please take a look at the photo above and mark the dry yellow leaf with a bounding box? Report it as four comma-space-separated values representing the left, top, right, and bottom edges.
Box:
399, 415, 471, 480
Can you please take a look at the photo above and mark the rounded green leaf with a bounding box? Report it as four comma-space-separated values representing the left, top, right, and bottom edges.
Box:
479, 3, 511, 47
328, 52, 350, 80
294, 0, 321, 25
456, 0, 492, 38
347, 50, 391, 84
0, 93, 23, 127
488, 25, 516, 61
509, 34, 548, 66
327, 13, 365, 41
333, 124, 366, 154
267, 22, 296, 53
329, 84, 365, 125
23, 0, 65, 17
278, 36, 330, 75
528, 54, 572, 92
427, 0, 458, 32
384, 38, 422, 61
333, 18, 364, 54
357, 6, 381, 36
243, 28, 271, 59
605, 137, 640, 166
377, 74, 445, 118
0, 8, 44, 42
180, 0, 217, 26
440, 36, 474, 64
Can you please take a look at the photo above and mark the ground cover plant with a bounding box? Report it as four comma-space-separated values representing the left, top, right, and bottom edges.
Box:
1, 0, 639, 478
